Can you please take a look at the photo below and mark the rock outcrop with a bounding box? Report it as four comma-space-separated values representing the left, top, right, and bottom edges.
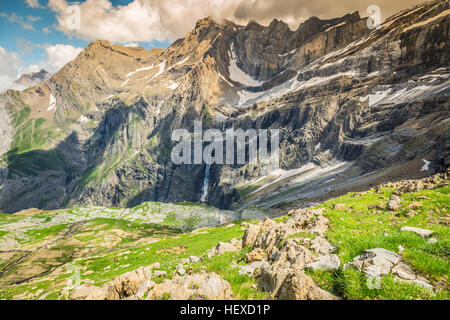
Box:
237, 208, 341, 300
149, 272, 233, 300
376, 170, 450, 195
387, 195, 402, 211
70, 266, 232, 300
400, 226, 434, 238
207, 238, 242, 257
345, 248, 434, 290
106, 266, 153, 300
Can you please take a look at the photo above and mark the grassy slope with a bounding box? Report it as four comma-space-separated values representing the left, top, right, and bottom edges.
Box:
309, 185, 449, 300
0, 186, 448, 300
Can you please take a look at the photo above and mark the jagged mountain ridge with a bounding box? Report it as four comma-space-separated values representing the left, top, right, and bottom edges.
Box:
0, 0, 449, 213
14, 69, 51, 89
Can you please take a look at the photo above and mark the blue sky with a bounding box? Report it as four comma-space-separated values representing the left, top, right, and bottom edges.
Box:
0, 0, 170, 68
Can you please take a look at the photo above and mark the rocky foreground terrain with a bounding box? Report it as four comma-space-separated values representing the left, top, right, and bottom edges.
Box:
0, 0, 449, 213
0, 171, 448, 300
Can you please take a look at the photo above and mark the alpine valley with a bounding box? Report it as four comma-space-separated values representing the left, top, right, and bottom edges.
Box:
0, 0, 449, 301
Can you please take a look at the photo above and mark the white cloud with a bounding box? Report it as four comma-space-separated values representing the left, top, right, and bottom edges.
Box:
48, 0, 426, 43
42, 44, 83, 73
48, 0, 240, 42
124, 42, 139, 47
0, 47, 28, 93
25, 0, 45, 9
0, 44, 83, 94
1, 12, 35, 30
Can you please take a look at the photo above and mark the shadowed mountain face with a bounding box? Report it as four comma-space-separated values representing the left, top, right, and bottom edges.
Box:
0, 0, 449, 213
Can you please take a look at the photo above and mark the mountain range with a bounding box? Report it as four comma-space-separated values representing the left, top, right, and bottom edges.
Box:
14, 69, 51, 89
0, 0, 449, 214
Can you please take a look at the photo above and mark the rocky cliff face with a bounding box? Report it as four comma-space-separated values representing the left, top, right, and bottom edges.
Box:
0, 0, 449, 213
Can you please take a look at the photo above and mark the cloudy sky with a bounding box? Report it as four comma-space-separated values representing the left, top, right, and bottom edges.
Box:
0, 0, 423, 93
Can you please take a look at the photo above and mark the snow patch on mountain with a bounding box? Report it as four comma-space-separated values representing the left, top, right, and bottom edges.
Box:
126, 64, 155, 78
360, 78, 450, 107
421, 159, 431, 171
237, 71, 358, 106
47, 94, 57, 111
218, 72, 234, 87
228, 45, 263, 87
175, 57, 189, 66
149, 62, 167, 81
360, 89, 391, 106
166, 81, 180, 90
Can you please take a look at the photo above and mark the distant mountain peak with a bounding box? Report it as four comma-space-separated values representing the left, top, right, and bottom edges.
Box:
14, 69, 50, 88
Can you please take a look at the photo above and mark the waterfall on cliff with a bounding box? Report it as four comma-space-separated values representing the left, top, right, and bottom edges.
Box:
200, 161, 211, 203
200, 145, 212, 202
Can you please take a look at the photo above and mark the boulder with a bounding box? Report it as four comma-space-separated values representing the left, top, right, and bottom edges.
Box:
345, 248, 434, 290
242, 224, 261, 248
106, 266, 153, 300
345, 248, 401, 278
242, 219, 278, 251
149, 272, 233, 300
305, 254, 341, 271
259, 264, 339, 300
387, 195, 402, 211
209, 241, 240, 256
258, 263, 293, 296
391, 262, 434, 290
400, 226, 434, 238
277, 271, 340, 300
